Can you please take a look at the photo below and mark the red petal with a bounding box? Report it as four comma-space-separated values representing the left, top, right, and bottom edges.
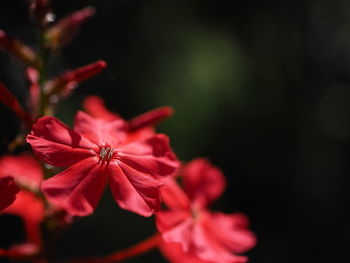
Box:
187, 211, 255, 263
159, 241, 213, 263
0, 81, 32, 127
0, 153, 43, 191
83, 95, 121, 120
128, 106, 173, 132
125, 127, 155, 143
108, 161, 164, 217
190, 212, 252, 263
27, 116, 96, 167
205, 212, 256, 253
0, 176, 19, 211
156, 209, 190, 233
160, 177, 191, 210
117, 134, 179, 177
2, 190, 44, 246
161, 217, 194, 252
41, 157, 106, 216
183, 158, 226, 207
74, 111, 127, 147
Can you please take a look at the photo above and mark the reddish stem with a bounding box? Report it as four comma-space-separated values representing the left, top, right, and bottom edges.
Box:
69, 233, 161, 263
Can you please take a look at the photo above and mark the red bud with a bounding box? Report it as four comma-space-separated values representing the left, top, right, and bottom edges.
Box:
45, 60, 107, 97
129, 106, 174, 131
0, 82, 32, 127
0, 30, 40, 68
46, 7, 95, 49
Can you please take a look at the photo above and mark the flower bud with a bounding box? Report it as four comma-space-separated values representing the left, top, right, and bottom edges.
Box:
29, 0, 53, 28
45, 7, 95, 50
0, 30, 40, 68
0, 82, 32, 127
45, 60, 106, 97
129, 106, 174, 131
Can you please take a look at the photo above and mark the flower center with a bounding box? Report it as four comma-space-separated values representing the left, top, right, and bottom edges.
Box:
99, 147, 114, 163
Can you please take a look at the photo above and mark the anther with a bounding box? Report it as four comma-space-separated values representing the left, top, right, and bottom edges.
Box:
99, 147, 114, 162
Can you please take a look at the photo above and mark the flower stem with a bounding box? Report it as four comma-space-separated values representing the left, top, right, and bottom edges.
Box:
38, 31, 49, 117
69, 233, 161, 263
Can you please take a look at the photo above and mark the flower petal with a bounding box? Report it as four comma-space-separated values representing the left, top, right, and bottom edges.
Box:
0, 176, 19, 211
117, 134, 179, 177
41, 157, 106, 216
0, 153, 43, 191
156, 209, 191, 233
27, 116, 95, 167
183, 158, 226, 207
159, 241, 214, 263
74, 111, 127, 147
190, 212, 251, 263
83, 95, 121, 121
159, 211, 253, 263
109, 161, 164, 217
206, 212, 256, 253
161, 217, 194, 252
160, 177, 191, 210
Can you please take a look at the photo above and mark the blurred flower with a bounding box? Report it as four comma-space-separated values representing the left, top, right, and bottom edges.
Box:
27, 111, 179, 217
0, 243, 39, 259
0, 154, 45, 255
156, 158, 256, 263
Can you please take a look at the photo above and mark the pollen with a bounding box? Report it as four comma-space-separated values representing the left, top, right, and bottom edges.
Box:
99, 147, 114, 162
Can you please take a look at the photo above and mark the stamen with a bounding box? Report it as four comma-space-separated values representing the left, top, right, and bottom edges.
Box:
108, 148, 114, 160
99, 147, 114, 162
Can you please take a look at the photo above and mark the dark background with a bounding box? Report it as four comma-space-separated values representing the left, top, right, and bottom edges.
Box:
0, 0, 349, 262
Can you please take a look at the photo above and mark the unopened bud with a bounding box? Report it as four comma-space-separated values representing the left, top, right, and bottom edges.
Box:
129, 106, 174, 131
45, 7, 95, 50
0, 30, 40, 68
0, 82, 32, 127
45, 60, 106, 97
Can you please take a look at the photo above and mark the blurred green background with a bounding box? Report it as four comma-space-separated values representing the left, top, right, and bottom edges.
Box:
1, 0, 349, 262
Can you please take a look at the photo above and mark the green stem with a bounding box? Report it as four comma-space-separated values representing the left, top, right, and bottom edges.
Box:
38, 32, 49, 117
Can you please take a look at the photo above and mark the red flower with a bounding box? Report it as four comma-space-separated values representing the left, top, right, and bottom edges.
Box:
156, 158, 256, 263
0, 154, 45, 247
26, 111, 178, 217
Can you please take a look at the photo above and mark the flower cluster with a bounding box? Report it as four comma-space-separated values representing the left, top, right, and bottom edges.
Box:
0, 1, 256, 262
